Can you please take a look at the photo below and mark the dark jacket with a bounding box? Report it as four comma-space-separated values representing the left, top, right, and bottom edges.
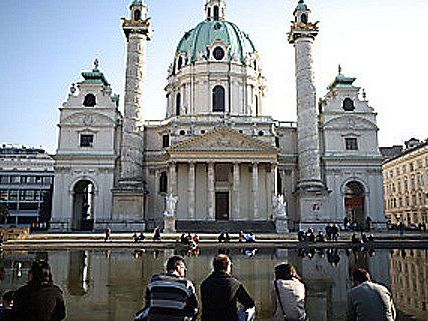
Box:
9, 282, 65, 321
201, 271, 255, 321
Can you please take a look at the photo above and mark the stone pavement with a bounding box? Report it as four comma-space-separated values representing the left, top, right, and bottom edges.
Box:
2, 230, 427, 251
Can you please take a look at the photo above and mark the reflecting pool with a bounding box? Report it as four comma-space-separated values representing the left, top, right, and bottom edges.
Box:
0, 247, 426, 321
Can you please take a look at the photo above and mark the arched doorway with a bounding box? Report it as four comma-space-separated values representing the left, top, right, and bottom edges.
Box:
345, 181, 366, 228
344, 181, 365, 228
72, 180, 95, 231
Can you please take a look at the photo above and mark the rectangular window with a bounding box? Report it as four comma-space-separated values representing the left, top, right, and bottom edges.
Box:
35, 176, 43, 184
43, 177, 53, 184
10, 176, 21, 184
345, 138, 358, 150
162, 135, 170, 148
0, 176, 9, 184
9, 190, 18, 201
80, 134, 94, 147
0, 190, 7, 201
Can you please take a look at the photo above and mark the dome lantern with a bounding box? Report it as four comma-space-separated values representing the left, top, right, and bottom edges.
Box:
205, 0, 226, 21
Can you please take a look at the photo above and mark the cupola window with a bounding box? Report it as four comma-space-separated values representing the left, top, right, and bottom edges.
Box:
300, 13, 308, 24
134, 9, 141, 21
83, 94, 96, 107
214, 6, 219, 21
212, 86, 225, 112
343, 98, 355, 111
176, 93, 181, 115
213, 47, 225, 60
177, 56, 183, 70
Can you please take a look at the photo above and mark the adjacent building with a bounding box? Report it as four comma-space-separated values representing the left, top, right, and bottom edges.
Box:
0, 145, 54, 225
51, 0, 385, 232
383, 139, 428, 226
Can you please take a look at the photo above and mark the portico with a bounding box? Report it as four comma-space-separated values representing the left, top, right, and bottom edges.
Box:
166, 127, 278, 222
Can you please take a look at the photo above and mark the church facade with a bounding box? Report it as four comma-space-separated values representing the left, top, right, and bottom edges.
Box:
51, 0, 385, 232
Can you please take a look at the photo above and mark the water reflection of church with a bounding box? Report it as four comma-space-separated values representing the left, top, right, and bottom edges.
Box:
2, 249, 426, 320
12, 249, 394, 321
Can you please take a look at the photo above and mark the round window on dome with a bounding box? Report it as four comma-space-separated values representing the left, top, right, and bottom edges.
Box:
213, 47, 225, 61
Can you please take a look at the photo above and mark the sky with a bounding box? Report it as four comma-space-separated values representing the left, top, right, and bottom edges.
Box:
1, 0, 427, 153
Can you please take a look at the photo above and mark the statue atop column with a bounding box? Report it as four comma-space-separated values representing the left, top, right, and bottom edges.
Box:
163, 194, 178, 232
272, 194, 289, 233
272, 194, 287, 218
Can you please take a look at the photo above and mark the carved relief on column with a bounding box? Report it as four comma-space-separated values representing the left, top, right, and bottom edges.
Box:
207, 162, 215, 220
233, 162, 241, 220
252, 162, 259, 220
188, 162, 196, 220
168, 162, 177, 195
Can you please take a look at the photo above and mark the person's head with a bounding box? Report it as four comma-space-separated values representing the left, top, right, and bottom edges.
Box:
352, 268, 371, 286
166, 255, 187, 277
213, 254, 232, 274
274, 263, 301, 281
29, 260, 53, 287
2, 290, 14, 309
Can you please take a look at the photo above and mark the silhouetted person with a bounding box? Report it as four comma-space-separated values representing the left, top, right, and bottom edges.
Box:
201, 254, 255, 321
153, 226, 161, 241
0, 290, 14, 321
10, 260, 65, 321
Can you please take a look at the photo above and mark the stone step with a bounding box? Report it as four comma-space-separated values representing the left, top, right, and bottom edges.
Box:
176, 220, 276, 233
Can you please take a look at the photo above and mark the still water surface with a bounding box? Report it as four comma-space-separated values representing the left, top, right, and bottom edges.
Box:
0, 247, 426, 321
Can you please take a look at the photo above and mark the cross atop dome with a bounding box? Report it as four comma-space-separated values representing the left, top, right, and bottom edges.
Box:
205, 0, 226, 21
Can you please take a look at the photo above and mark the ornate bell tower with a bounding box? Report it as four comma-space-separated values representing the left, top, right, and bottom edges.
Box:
288, 0, 328, 229
120, 0, 152, 182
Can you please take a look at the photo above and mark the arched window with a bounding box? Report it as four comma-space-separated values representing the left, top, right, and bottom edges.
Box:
176, 93, 181, 115
255, 95, 259, 115
134, 9, 141, 21
212, 86, 225, 112
208, 7, 211, 20
83, 94, 96, 107
159, 172, 168, 194
343, 98, 355, 111
214, 6, 219, 20
177, 56, 183, 70
301, 13, 308, 24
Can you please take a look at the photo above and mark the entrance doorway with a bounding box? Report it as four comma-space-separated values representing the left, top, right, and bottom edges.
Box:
215, 192, 229, 220
344, 181, 365, 228
72, 180, 95, 231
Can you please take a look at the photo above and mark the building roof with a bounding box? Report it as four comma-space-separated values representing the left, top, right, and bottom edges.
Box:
382, 139, 428, 164
175, 20, 257, 66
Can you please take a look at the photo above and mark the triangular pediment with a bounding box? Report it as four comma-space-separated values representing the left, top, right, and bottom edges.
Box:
169, 127, 277, 153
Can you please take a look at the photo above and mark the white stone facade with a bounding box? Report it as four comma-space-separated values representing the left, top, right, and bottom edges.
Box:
51, 0, 385, 231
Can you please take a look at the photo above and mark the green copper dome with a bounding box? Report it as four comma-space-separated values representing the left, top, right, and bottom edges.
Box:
175, 20, 257, 66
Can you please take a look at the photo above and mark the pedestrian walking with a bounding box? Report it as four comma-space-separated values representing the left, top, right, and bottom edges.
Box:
153, 226, 161, 241
272, 263, 308, 321
136, 255, 198, 321
201, 254, 255, 321
104, 227, 111, 242
9, 260, 66, 321
347, 268, 396, 321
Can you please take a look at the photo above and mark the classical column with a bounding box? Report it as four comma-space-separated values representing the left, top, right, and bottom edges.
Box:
207, 162, 215, 220
272, 163, 278, 196
168, 162, 177, 195
233, 162, 241, 220
252, 162, 259, 220
188, 162, 196, 220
